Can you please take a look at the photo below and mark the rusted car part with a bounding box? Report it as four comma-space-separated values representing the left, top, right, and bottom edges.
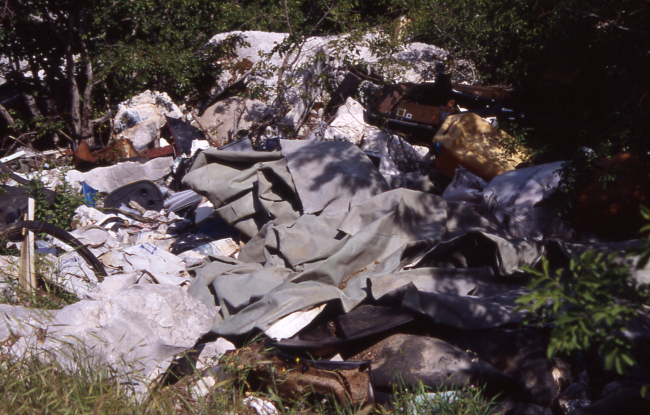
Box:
450, 83, 513, 105
221, 340, 373, 407
137, 145, 176, 159
0, 220, 107, 279
73, 138, 140, 165
103, 180, 164, 212
369, 79, 519, 136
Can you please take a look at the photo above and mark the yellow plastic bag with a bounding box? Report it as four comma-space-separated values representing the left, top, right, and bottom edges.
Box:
434, 113, 526, 181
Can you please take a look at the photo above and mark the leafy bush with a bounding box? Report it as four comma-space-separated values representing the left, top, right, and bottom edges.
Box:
28, 168, 86, 231
405, 0, 650, 209
516, 251, 650, 375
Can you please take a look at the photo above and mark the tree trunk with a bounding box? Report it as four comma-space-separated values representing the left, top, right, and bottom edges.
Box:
80, 37, 96, 146
65, 13, 83, 147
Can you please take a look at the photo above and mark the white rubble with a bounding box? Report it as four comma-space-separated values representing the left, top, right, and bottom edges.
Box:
264, 304, 327, 341
120, 243, 189, 286
113, 90, 184, 149
189, 375, 216, 398
195, 337, 236, 371
177, 250, 206, 268
66, 157, 174, 193
312, 97, 383, 145
243, 396, 279, 415
5, 283, 217, 392
192, 238, 242, 258
40, 251, 100, 296
309, 97, 430, 174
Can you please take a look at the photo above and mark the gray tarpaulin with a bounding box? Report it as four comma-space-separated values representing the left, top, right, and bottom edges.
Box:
183, 140, 544, 337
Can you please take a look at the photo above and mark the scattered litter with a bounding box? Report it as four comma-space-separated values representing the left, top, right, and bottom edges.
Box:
1, 29, 649, 414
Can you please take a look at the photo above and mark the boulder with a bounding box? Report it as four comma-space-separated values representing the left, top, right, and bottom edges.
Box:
205, 31, 448, 137
362, 334, 521, 397
199, 97, 266, 146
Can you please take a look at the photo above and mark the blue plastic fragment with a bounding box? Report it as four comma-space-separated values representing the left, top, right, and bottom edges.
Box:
81, 182, 98, 207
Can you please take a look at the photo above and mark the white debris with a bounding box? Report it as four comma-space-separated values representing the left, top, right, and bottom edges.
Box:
192, 238, 241, 258
113, 91, 184, 149
122, 243, 189, 285
196, 338, 236, 371
243, 396, 279, 415
66, 157, 174, 193
190, 376, 216, 398
7, 284, 217, 393
177, 250, 206, 268
43, 251, 100, 296
264, 303, 327, 341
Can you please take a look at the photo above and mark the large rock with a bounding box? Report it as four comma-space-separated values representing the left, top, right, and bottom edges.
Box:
199, 97, 266, 146
6, 283, 217, 391
204, 31, 448, 136
361, 334, 521, 397
432, 327, 559, 407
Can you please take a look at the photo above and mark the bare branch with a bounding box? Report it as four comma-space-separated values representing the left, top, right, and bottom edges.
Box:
284, 0, 293, 36
0, 103, 14, 126
0, 0, 13, 21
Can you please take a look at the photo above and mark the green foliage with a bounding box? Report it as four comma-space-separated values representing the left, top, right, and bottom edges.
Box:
516, 251, 650, 375
0, 350, 495, 414
8, 115, 65, 140
27, 168, 86, 231
383, 381, 496, 415
0, 0, 405, 146
401, 0, 650, 217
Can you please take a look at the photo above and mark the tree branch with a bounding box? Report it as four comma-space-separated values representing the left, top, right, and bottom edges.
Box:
0, 103, 14, 126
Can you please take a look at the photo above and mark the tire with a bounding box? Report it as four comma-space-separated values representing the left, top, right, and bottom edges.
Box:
0, 220, 107, 280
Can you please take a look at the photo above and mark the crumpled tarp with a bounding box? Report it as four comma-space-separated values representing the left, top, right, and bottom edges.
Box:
183, 140, 544, 337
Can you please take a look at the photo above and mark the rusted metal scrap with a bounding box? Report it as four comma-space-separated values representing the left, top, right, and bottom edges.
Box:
370, 80, 515, 134
221, 341, 373, 407
73, 138, 141, 164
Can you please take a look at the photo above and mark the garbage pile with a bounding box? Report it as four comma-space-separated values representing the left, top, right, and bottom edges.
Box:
1, 30, 650, 415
